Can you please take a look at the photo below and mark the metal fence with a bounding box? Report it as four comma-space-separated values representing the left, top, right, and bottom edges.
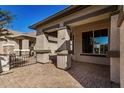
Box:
9, 53, 29, 69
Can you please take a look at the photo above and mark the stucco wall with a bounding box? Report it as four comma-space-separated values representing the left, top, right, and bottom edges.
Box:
22, 39, 29, 49
71, 19, 110, 65
49, 42, 57, 55
57, 28, 70, 52
0, 39, 19, 54
7, 39, 19, 49
110, 14, 120, 84
120, 21, 124, 87
35, 32, 49, 50
35, 32, 57, 55
0, 40, 6, 54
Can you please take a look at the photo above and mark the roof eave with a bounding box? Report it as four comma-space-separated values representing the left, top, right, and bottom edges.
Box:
29, 5, 90, 29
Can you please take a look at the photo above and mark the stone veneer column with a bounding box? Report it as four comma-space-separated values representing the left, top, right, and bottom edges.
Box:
110, 14, 120, 84
35, 32, 50, 63
57, 27, 71, 70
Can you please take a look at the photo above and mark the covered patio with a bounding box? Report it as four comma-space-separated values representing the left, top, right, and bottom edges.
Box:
68, 61, 119, 88
29, 5, 122, 87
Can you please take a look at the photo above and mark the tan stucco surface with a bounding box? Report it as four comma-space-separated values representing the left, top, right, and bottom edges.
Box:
22, 39, 29, 49
57, 28, 71, 69
57, 28, 70, 51
49, 42, 57, 55
0, 29, 21, 54
110, 14, 120, 84
120, 21, 124, 87
7, 39, 19, 49
35, 33, 49, 50
0, 41, 7, 54
23, 31, 36, 37
0, 30, 36, 54
71, 19, 110, 65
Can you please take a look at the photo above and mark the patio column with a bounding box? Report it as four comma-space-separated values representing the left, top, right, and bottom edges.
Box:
120, 21, 124, 87
21, 39, 30, 56
35, 32, 50, 63
57, 26, 71, 70
120, 6, 124, 87
22, 39, 29, 49
110, 14, 120, 84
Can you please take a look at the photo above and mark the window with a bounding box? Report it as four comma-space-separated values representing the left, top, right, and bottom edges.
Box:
72, 35, 74, 54
82, 29, 108, 55
82, 31, 93, 53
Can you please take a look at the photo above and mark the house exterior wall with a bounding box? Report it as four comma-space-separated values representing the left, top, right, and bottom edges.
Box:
35, 32, 57, 57
35, 5, 117, 66
120, 17, 124, 87
35, 6, 113, 59
0, 39, 19, 54
57, 28, 70, 51
35, 32, 49, 50
22, 39, 29, 49
57, 28, 71, 69
0, 40, 7, 54
110, 14, 120, 84
49, 42, 57, 55
7, 39, 19, 49
71, 19, 110, 65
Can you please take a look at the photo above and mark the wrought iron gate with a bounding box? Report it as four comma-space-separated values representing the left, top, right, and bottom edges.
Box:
9, 53, 29, 69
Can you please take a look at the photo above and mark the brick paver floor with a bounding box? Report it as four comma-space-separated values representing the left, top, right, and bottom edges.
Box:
67, 61, 120, 88
0, 59, 120, 88
0, 63, 82, 88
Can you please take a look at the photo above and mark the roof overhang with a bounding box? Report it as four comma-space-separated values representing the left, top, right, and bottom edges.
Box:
118, 6, 124, 27
8, 35, 36, 40
29, 5, 90, 29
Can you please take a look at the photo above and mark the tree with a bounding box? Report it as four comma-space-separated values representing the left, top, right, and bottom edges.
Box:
0, 9, 13, 39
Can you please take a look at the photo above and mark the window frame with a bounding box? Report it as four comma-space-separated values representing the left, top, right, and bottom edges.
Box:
81, 28, 109, 57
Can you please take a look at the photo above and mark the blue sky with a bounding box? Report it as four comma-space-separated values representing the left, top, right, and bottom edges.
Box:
0, 5, 69, 33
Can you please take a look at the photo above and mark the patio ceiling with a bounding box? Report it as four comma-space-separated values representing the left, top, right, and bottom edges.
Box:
68, 13, 110, 27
